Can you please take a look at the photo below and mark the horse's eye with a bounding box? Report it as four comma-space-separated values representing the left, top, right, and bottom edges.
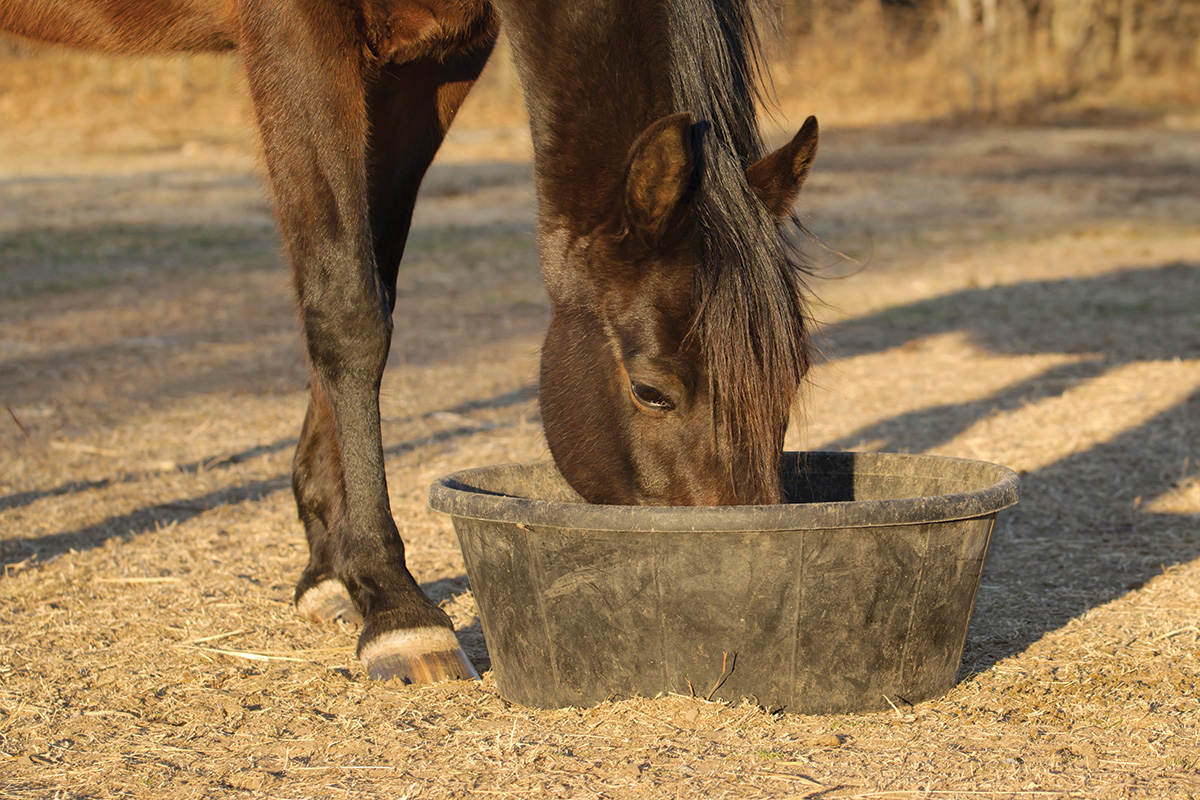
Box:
630, 381, 676, 412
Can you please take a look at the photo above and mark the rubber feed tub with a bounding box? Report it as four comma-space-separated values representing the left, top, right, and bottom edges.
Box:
430, 451, 1019, 713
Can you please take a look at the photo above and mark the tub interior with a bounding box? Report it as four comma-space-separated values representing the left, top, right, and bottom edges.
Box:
450, 452, 1005, 506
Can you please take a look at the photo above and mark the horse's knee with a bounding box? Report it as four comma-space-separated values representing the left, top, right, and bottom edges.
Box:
301, 289, 394, 386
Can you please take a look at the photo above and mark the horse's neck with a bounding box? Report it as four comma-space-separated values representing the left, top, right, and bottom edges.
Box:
496, 0, 678, 230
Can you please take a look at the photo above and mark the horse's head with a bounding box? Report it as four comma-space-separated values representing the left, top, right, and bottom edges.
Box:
539, 114, 820, 505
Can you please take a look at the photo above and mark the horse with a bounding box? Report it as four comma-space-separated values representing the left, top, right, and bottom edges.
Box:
2, 0, 820, 684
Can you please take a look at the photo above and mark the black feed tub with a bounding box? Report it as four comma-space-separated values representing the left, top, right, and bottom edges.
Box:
430, 451, 1020, 713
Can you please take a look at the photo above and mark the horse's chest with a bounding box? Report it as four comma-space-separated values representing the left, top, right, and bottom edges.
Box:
361, 0, 494, 63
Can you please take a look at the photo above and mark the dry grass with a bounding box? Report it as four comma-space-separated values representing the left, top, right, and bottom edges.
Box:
2, 33, 1200, 800
771, 0, 1200, 125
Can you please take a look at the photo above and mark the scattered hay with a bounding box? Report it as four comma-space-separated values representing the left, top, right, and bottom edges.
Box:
2, 67, 1199, 800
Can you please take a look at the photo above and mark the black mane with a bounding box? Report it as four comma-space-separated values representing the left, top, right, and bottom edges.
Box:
669, 0, 812, 500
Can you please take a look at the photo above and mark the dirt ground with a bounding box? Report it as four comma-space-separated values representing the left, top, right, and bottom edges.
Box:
1, 48, 1199, 799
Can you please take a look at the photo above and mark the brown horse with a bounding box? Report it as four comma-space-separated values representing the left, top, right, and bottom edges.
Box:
2, 0, 819, 684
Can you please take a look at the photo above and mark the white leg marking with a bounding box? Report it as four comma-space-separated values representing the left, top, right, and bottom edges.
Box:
359, 626, 468, 664
296, 578, 360, 622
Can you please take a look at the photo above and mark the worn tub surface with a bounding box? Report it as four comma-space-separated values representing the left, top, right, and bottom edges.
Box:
430, 451, 1020, 713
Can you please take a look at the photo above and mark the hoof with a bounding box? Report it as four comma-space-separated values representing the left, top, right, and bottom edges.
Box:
359, 627, 481, 684
296, 579, 363, 625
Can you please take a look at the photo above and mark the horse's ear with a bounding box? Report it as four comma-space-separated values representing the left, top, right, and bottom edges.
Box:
624, 112, 696, 245
746, 115, 819, 219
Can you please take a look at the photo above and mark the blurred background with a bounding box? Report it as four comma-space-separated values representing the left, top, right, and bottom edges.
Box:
773, 0, 1200, 123
2, 0, 1198, 140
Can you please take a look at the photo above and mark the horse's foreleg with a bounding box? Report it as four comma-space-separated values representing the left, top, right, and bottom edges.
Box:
292, 381, 364, 626
342, 44, 498, 681
237, 0, 484, 683
366, 46, 497, 294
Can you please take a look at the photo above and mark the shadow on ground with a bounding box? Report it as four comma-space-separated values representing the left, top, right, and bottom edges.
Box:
0, 384, 536, 570
4, 245, 1196, 687
816, 261, 1200, 674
